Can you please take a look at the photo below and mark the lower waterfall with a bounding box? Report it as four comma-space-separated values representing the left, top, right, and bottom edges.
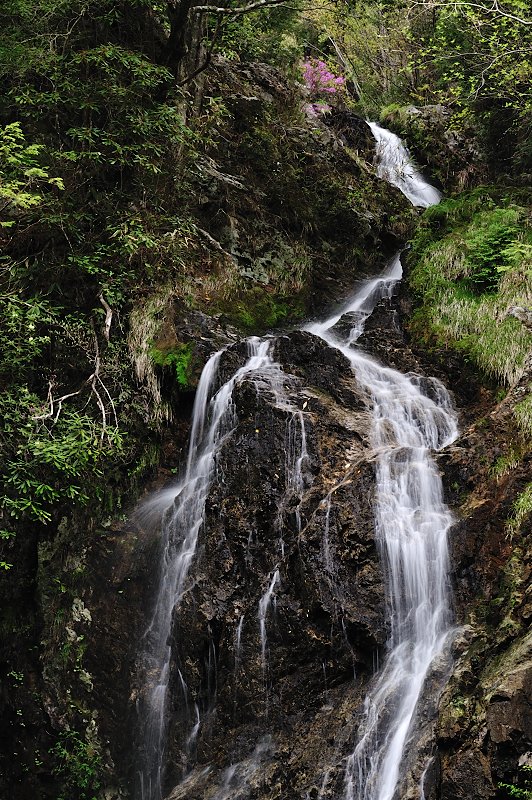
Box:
134, 124, 458, 800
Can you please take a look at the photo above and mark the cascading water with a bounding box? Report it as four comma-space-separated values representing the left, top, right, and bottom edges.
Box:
135, 338, 289, 800
368, 122, 442, 208
309, 262, 457, 799
306, 126, 458, 800
134, 122, 457, 800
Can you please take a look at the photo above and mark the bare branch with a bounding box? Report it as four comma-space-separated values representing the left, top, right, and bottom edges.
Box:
96, 374, 119, 430
412, 0, 531, 26
32, 382, 83, 421
196, 226, 237, 262
98, 292, 113, 342
31, 316, 119, 442
192, 0, 289, 15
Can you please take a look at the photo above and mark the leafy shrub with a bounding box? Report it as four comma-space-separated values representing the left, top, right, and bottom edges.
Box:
50, 728, 103, 800
463, 208, 520, 292
498, 764, 532, 799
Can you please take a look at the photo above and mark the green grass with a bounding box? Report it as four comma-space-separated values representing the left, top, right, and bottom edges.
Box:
506, 483, 532, 540
514, 393, 532, 439
408, 188, 532, 388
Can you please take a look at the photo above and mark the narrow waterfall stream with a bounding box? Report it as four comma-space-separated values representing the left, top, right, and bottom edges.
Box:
136, 339, 289, 800
135, 124, 458, 800
307, 261, 458, 800
368, 122, 442, 208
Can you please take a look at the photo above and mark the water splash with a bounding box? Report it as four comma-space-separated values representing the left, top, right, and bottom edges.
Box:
211, 737, 273, 800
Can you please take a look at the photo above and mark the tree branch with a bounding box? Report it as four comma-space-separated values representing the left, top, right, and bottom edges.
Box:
98, 292, 113, 342
192, 0, 290, 15
32, 317, 119, 442
412, 0, 531, 26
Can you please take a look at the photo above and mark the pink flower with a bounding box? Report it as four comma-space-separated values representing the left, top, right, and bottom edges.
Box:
301, 58, 346, 99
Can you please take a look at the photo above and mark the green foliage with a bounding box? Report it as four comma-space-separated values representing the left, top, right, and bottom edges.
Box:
50, 728, 103, 800
218, 4, 304, 69
0, 123, 63, 225
0, 295, 55, 382
464, 208, 520, 292
490, 445, 523, 478
0, 0, 218, 562
408, 0, 532, 169
150, 343, 194, 389
1, 388, 123, 526
408, 189, 532, 385
498, 764, 532, 800
303, 2, 412, 112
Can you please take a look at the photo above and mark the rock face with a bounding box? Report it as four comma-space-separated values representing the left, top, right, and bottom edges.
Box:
140, 329, 387, 799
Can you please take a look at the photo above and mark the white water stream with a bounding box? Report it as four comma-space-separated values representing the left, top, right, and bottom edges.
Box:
136, 338, 288, 800
258, 569, 280, 673
368, 122, 442, 208
306, 126, 457, 800
135, 123, 456, 800
309, 278, 457, 799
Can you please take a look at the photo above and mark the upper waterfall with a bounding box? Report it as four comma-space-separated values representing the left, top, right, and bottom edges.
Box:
368, 121, 442, 208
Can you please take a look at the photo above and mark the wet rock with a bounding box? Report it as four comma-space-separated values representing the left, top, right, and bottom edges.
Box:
159, 330, 383, 797
325, 110, 376, 156
440, 748, 495, 800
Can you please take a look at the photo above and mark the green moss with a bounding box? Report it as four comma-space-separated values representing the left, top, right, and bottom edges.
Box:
222, 291, 305, 332
150, 342, 193, 389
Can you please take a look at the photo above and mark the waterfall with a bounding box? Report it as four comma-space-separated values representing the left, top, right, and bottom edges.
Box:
135, 338, 288, 800
367, 122, 442, 208
310, 257, 457, 800
134, 123, 457, 800
306, 126, 457, 800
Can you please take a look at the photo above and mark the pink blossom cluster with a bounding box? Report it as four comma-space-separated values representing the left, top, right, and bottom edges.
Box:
302, 59, 346, 97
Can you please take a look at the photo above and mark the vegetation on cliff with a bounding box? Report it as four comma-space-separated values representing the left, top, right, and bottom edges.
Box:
408, 187, 532, 391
